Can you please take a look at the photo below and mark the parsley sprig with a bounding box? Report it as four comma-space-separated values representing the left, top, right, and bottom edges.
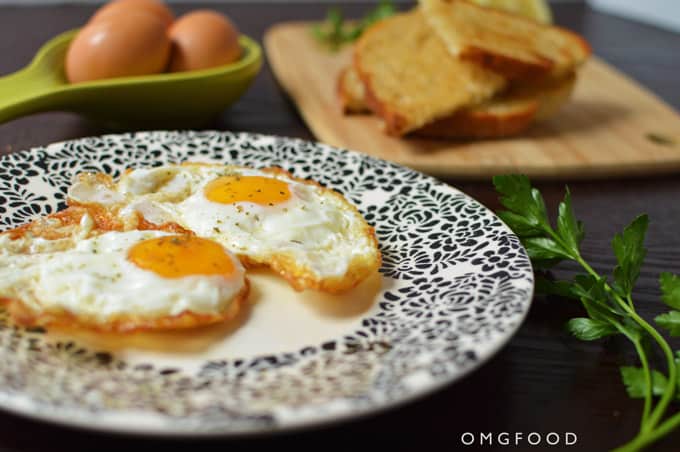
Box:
310, 0, 396, 51
494, 175, 680, 451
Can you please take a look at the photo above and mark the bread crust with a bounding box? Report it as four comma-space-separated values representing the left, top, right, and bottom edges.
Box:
421, 0, 592, 80
416, 72, 577, 138
460, 45, 553, 81
341, 57, 577, 139
414, 100, 538, 139
353, 10, 505, 136
361, 73, 411, 136
337, 67, 371, 114
353, 20, 412, 135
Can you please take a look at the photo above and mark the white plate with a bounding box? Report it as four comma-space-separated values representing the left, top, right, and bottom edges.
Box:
0, 131, 533, 435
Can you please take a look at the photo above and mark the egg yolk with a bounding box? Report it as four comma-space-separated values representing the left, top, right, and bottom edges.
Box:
204, 175, 291, 206
128, 235, 236, 278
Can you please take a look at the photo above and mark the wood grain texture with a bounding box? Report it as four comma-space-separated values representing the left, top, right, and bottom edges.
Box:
264, 22, 680, 180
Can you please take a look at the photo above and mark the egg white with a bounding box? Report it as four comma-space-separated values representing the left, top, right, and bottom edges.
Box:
69, 165, 379, 281
0, 227, 246, 322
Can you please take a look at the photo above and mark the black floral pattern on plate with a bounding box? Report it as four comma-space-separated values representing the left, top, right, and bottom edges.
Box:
0, 131, 533, 435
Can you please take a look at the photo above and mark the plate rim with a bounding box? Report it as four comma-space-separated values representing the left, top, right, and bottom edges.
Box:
0, 130, 535, 436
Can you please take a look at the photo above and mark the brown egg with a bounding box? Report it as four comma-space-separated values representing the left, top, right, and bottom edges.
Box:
168, 10, 242, 72
89, 0, 174, 27
66, 11, 171, 84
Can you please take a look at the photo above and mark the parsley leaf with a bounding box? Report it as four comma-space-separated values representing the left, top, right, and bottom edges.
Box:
573, 274, 607, 300
492, 174, 680, 450
537, 274, 623, 323
660, 273, 680, 310
655, 311, 680, 336
522, 237, 572, 261
493, 175, 550, 232
311, 1, 396, 50
356, 0, 395, 35
310, 8, 346, 50
567, 318, 618, 341
535, 275, 580, 299
621, 366, 669, 398
496, 210, 544, 237
557, 188, 584, 251
612, 214, 649, 298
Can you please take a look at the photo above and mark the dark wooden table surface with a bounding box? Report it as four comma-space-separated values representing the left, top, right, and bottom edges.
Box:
1, 2, 680, 451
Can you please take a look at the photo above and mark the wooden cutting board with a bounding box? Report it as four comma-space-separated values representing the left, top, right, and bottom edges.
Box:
264, 22, 680, 180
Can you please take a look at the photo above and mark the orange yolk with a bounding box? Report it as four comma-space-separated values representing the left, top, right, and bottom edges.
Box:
128, 235, 236, 278
204, 175, 291, 206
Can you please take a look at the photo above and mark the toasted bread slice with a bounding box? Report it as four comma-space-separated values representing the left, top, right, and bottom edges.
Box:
354, 10, 505, 136
337, 66, 371, 114
414, 95, 539, 139
415, 72, 576, 138
420, 0, 591, 80
531, 73, 577, 120
339, 62, 576, 139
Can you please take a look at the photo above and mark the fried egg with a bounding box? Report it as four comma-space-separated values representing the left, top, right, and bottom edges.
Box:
67, 164, 381, 293
0, 211, 248, 332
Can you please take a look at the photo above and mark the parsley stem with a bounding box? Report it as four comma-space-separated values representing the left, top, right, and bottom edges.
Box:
632, 338, 653, 429
495, 177, 679, 451
621, 410, 680, 452
627, 310, 676, 430
612, 435, 650, 452
550, 221, 678, 438
576, 256, 677, 432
